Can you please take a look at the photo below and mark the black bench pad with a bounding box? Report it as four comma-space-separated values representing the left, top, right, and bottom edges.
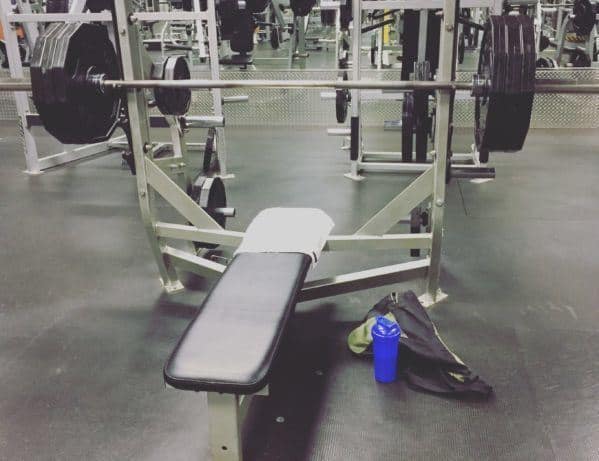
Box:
164, 252, 311, 394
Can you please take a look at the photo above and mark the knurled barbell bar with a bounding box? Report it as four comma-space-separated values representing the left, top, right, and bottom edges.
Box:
2, 78, 598, 93
2, 16, 599, 154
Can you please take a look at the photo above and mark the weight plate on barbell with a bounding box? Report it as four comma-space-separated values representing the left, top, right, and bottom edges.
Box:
154, 56, 192, 116
573, 0, 596, 36
474, 15, 535, 153
31, 23, 121, 145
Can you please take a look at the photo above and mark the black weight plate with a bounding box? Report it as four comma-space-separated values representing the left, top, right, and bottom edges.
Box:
30, 22, 61, 106
475, 15, 535, 153
401, 92, 414, 162
321, 9, 335, 26
506, 16, 523, 94
46, 0, 69, 12
290, 0, 316, 17
536, 56, 557, 68
230, 10, 255, 53
518, 15, 536, 93
570, 49, 592, 67
410, 208, 421, 257
458, 32, 465, 64
414, 90, 428, 163
202, 127, 219, 175
32, 23, 121, 144
270, 27, 280, 49
33, 23, 76, 140
87, 0, 113, 12
479, 148, 489, 163
335, 71, 350, 123
247, 0, 268, 13
154, 56, 191, 116
339, 0, 352, 30
573, 0, 595, 36
336, 90, 349, 123
401, 10, 419, 81
189, 176, 227, 250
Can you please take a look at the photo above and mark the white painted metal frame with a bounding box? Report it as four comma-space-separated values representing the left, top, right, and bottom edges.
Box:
112, 0, 462, 459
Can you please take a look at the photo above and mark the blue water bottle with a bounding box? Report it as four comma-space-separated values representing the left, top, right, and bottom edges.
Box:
371, 316, 401, 383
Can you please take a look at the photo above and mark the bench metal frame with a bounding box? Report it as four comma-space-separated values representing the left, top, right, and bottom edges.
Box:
112, 0, 460, 458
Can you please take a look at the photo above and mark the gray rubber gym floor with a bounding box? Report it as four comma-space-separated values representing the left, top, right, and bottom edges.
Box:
0, 123, 598, 461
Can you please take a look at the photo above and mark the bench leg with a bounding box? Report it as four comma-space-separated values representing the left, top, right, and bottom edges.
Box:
207, 393, 243, 461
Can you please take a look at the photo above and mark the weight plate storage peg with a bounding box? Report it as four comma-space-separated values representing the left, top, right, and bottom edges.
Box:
30, 23, 121, 144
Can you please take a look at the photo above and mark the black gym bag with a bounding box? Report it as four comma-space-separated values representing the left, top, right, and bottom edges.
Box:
348, 291, 493, 399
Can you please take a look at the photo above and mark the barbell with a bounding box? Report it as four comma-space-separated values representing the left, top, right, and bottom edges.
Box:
3, 16, 599, 154
3, 77, 598, 93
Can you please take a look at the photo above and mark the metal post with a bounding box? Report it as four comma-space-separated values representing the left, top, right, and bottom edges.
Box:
205, 0, 233, 178
345, 0, 363, 181
14, 0, 39, 51
112, 0, 183, 293
376, 27, 383, 69
417, 10, 428, 62
288, 16, 299, 68
193, 0, 208, 61
335, 6, 340, 65
422, 0, 458, 307
0, 0, 40, 174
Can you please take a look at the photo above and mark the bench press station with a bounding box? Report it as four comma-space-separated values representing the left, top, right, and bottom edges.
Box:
3, 0, 599, 458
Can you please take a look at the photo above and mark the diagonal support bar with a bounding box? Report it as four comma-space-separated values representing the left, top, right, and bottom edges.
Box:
324, 233, 432, 251
155, 222, 244, 247
356, 167, 433, 235
146, 158, 222, 230
162, 245, 226, 278
298, 258, 430, 302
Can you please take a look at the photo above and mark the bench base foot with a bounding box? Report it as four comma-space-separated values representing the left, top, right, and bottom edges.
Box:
418, 289, 448, 308
162, 279, 185, 294
207, 393, 243, 461
206, 387, 269, 461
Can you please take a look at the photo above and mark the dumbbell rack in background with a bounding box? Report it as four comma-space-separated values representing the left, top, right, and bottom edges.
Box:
0, 0, 233, 177
327, 0, 503, 181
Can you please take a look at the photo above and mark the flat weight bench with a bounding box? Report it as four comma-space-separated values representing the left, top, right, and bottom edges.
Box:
164, 208, 334, 461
